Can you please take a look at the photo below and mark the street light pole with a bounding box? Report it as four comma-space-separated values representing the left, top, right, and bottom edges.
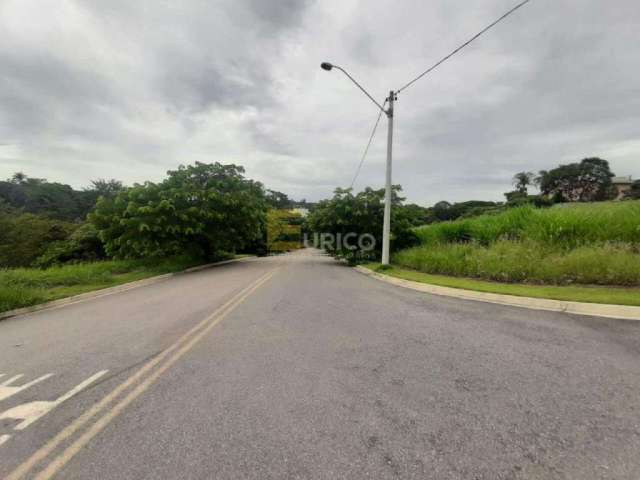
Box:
381, 90, 394, 265
320, 62, 395, 265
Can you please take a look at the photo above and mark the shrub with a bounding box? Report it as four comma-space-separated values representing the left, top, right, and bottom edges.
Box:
0, 211, 77, 268
305, 186, 419, 264
35, 223, 106, 268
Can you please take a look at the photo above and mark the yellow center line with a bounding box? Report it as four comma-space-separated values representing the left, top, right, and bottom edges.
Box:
7, 268, 277, 480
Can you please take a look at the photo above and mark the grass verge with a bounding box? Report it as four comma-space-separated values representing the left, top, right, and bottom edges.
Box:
0, 254, 238, 314
362, 263, 640, 307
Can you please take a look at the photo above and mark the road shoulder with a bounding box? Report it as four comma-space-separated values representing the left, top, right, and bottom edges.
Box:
355, 265, 640, 321
0, 257, 255, 321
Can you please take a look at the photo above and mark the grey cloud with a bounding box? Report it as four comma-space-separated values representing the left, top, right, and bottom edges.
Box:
0, 51, 116, 139
246, 0, 313, 29
1, 0, 638, 205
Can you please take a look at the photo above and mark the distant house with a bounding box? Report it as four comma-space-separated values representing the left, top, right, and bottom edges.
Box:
612, 176, 634, 200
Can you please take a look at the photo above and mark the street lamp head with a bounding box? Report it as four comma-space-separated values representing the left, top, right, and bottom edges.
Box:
320, 62, 334, 71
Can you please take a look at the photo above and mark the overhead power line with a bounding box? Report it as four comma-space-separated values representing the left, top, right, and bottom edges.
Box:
348, 0, 532, 189
350, 99, 387, 189
395, 0, 532, 94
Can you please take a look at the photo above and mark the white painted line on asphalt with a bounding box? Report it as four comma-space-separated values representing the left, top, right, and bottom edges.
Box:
7, 268, 278, 480
0, 374, 54, 402
0, 371, 108, 431
33, 270, 277, 480
1, 374, 24, 386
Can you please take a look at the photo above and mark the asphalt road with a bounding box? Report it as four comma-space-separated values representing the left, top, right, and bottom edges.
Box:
1, 249, 639, 479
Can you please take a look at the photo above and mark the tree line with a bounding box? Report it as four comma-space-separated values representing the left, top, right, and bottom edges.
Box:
0, 163, 299, 268
507, 157, 639, 202
2, 156, 636, 269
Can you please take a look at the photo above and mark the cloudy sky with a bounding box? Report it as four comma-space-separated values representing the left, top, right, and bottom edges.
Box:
1, 0, 638, 205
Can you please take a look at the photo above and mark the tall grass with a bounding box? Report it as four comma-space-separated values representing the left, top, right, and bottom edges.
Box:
397, 201, 640, 286
414, 202, 640, 249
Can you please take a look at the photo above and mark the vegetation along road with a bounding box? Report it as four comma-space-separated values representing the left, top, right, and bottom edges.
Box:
1, 249, 639, 479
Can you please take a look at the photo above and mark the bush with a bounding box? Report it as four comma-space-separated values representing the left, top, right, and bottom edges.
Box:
35, 223, 106, 268
305, 186, 419, 264
0, 211, 77, 268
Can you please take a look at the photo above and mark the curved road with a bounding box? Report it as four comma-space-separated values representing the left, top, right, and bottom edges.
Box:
1, 249, 639, 479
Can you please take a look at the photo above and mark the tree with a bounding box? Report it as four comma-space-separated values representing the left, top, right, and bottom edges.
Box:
88, 179, 125, 198
265, 189, 292, 209
402, 203, 431, 226
0, 211, 77, 267
35, 223, 106, 267
432, 201, 453, 221
625, 180, 640, 200
90, 162, 267, 260
80, 179, 126, 216
1, 173, 93, 221
10, 172, 28, 184
512, 171, 535, 195
304, 185, 418, 263
537, 158, 615, 202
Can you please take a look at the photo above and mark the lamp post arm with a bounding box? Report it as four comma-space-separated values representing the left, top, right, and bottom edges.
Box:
333, 66, 388, 115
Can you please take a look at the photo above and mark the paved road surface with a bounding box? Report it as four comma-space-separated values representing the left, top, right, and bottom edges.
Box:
1, 249, 639, 479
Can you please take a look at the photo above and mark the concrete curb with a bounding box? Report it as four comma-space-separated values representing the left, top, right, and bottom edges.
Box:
354, 266, 640, 321
0, 257, 255, 321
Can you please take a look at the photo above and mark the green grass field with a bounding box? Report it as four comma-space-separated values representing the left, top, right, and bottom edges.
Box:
0, 255, 231, 314
364, 264, 640, 306
395, 201, 640, 286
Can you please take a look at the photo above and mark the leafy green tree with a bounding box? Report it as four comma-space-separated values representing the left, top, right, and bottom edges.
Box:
89, 179, 125, 197
265, 190, 292, 209
512, 171, 535, 195
305, 186, 418, 263
0, 211, 77, 267
0, 173, 91, 221
537, 158, 615, 202
79, 179, 126, 216
402, 203, 431, 226
90, 162, 267, 260
10, 172, 29, 184
35, 223, 106, 267
432, 201, 453, 221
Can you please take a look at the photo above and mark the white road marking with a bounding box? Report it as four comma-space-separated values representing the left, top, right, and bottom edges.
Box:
0, 374, 54, 402
0, 434, 11, 446
1, 374, 24, 385
0, 371, 108, 431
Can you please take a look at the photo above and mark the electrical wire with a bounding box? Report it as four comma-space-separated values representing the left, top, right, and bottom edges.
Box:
395, 0, 532, 94
347, 0, 532, 188
350, 99, 387, 189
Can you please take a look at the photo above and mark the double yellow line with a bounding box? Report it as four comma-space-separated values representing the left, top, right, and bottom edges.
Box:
8, 269, 277, 480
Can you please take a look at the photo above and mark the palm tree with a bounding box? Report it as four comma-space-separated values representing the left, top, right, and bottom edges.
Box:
10, 172, 27, 184
512, 171, 535, 195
